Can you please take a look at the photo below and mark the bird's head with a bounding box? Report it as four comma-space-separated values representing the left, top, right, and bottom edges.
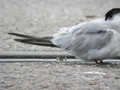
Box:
105, 8, 120, 21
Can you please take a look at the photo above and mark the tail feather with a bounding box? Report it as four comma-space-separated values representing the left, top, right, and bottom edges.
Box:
8, 32, 58, 48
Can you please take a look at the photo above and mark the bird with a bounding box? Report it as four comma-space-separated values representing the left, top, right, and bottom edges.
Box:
8, 8, 120, 64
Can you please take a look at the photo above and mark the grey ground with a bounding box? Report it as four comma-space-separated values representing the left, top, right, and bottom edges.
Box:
0, 0, 120, 90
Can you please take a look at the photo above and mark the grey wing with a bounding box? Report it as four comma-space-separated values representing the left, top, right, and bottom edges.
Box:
71, 28, 113, 59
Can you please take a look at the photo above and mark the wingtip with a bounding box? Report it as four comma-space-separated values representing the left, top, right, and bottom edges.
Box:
8, 32, 14, 35
14, 39, 23, 42
8, 32, 20, 36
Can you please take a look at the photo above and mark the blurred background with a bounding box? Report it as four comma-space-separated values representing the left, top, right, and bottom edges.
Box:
0, 0, 120, 51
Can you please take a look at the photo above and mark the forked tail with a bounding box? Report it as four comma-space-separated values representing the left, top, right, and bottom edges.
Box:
8, 33, 58, 47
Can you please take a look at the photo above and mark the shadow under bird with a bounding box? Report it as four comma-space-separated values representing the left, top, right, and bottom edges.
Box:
9, 8, 120, 64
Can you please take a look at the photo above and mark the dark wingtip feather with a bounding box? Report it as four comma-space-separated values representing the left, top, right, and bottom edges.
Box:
9, 32, 58, 48
14, 39, 58, 47
8, 32, 36, 39
8, 32, 23, 36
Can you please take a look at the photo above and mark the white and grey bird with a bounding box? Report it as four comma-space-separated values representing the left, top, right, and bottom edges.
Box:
9, 8, 120, 64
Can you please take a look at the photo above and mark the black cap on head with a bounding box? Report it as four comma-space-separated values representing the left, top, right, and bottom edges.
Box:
105, 8, 120, 21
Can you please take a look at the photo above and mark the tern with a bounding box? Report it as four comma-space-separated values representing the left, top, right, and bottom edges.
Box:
9, 8, 120, 64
